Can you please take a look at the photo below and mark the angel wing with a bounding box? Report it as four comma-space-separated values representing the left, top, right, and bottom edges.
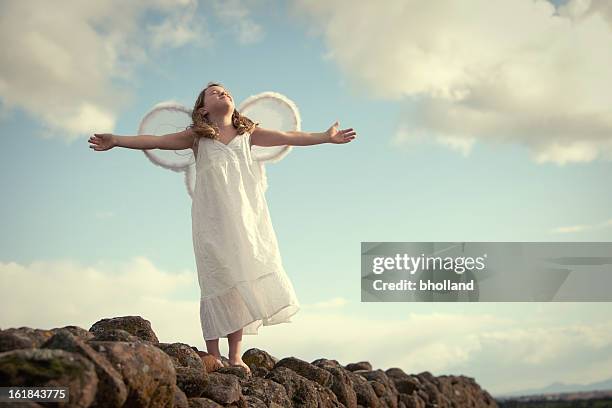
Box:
137, 92, 301, 199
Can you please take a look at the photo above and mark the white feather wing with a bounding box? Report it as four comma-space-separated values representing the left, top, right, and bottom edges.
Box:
137, 92, 301, 198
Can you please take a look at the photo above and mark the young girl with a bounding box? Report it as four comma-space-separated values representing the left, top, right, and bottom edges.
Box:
88, 82, 357, 374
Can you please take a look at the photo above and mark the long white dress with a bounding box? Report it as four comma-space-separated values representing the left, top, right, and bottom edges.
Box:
191, 130, 300, 341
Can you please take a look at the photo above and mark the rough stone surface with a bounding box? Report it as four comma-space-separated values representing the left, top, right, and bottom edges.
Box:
0, 316, 499, 408
42, 329, 128, 408
0, 348, 98, 407
89, 316, 159, 343
89, 340, 176, 407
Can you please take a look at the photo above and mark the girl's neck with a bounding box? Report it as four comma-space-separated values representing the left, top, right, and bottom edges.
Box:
208, 113, 233, 130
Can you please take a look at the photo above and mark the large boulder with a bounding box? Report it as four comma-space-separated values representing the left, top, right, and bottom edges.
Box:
345, 361, 372, 372
175, 366, 208, 398
90, 329, 141, 343
242, 347, 278, 371
312, 358, 358, 408
42, 329, 128, 408
357, 369, 400, 408
240, 375, 292, 407
158, 342, 205, 371
265, 365, 343, 408
346, 369, 380, 408
274, 356, 333, 388
199, 372, 243, 405
88, 340, 175, 407
51, 325, 95, 341
187, 397, 224, 407
174, 385, 189, 408
89, 316, 159, 344
0, 348, 98, 407
0, 328, 55, 352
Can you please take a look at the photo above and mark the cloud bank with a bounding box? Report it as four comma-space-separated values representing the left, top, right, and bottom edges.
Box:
295, 0, 612, 164
2, 256, 611, 395
0, 0, 263, 142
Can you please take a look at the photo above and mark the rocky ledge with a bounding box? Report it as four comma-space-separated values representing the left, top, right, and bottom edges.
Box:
0, 316, 498, 408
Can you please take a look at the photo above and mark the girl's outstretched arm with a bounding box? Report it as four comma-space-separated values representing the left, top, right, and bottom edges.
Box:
251, 121, 357, 147
88, 129, 195, 151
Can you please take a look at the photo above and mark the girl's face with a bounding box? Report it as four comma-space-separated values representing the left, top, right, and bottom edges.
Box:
203, 85, 234, 114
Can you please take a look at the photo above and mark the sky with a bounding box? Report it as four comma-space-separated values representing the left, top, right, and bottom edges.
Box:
1, 0, 612, 397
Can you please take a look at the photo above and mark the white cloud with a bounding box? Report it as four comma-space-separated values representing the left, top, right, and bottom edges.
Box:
149, 1, 210, 49
294, 0, 612, 164
551, 217, 612, 233
0, 257, 199, 343
249, 310, 512, 375
0, 0, 209, 142
211, 0, 265, 44
479, 323, 612, 365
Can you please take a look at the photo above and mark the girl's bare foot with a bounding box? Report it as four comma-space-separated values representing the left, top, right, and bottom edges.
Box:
229, 357, 251, 375
196, 351, 224, 372
211, 353, 224, 367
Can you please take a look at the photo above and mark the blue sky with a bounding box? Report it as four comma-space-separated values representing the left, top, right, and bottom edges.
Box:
1, 0, 611, 396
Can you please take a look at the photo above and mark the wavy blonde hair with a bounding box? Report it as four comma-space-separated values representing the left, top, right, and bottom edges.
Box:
188, 82, 258, 143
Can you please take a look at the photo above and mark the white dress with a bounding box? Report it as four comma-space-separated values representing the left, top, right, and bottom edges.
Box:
191, 130, 300, 341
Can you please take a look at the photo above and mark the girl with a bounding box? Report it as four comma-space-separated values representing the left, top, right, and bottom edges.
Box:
88, 82, 357, 374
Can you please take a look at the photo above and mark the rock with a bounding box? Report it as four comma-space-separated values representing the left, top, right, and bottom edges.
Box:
347, 370, 380, 408
0, 329, 33, 352
345, 361, 372, 372
1, 318, 499, 408
90, 328, 141, 343
0, 328, 55, 352
174, 385, 189, 408
242, 347, 277, 370
89, 316, 159, 343
157, 342, 205, 371
357, 369, 399, 407
50, 325, 94, 341
200, 372, 242, 405
217, 365, 251, 380
274, 356, 333, 387
399, 392, 426, 408
436, 375, 497, 407
241, 375, 291, 407
176, 366, 208, 398
386, 368, 421, 395
89, 340, 175, 407
242, 395, 268, 407
188, 397, 224, 407
1, 402, 44, 407
252, 366, 269, 378
265, 365, 343, 408
0, 348, 98, 407
41, 329, 128, 408
416, 372, 452, 408
313, 358, 358, 408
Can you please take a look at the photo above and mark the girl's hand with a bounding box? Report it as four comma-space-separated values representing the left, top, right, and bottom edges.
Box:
326, 121, 357, 144
88, 133, 116, 151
